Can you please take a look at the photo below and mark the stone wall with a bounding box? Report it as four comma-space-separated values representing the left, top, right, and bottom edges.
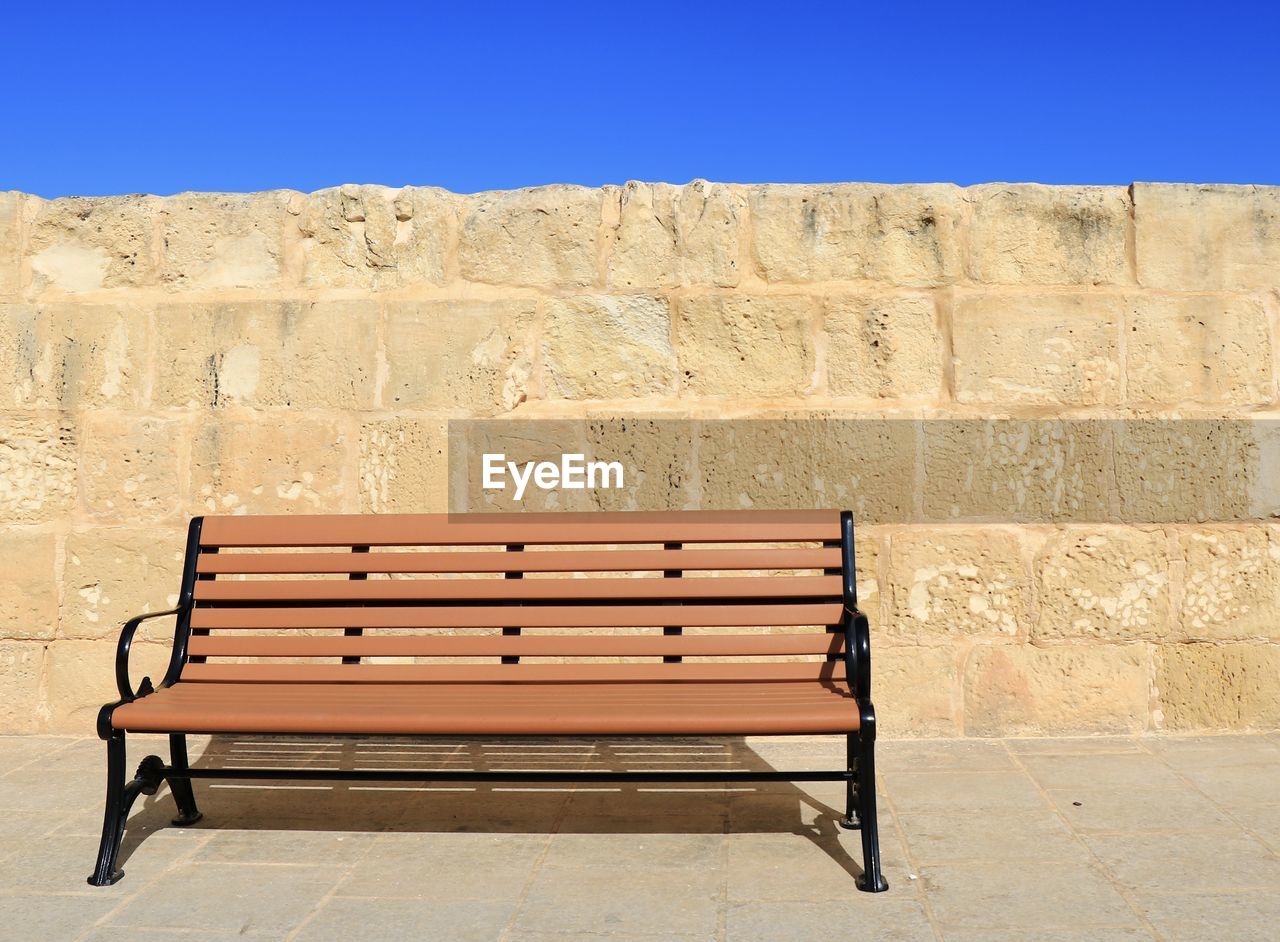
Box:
2, 181, 1279, 736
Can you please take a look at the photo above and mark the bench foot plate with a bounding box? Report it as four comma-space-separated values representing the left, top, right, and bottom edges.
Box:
170, 810, 203, 827
838, 814, 861, 830
856, 874, 890, 893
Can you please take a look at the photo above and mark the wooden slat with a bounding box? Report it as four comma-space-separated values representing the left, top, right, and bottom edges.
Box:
196, 546, 842, 575
189, 603, 842, 630
186, 633, 844, 659
179, 661, 848, 684
198, 510, 840, 548
193, 575, 842, 603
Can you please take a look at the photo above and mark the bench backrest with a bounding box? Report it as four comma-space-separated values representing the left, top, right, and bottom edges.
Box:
172, 510, 856, 687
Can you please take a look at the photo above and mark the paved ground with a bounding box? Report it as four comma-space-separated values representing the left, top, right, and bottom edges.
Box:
1, 733, 1278, 941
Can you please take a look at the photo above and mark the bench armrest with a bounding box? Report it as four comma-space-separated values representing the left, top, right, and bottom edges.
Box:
843, 605, 872, 705
115, 606, 186, 701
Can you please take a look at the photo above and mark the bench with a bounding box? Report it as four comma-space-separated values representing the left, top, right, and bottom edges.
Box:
89, 509, 888, 892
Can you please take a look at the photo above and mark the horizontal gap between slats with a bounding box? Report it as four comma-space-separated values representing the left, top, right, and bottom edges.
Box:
189, 603, 843, 630
179, 662, 849, 684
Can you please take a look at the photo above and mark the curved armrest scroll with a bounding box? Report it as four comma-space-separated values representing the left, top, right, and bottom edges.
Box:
116, 607, 183, 701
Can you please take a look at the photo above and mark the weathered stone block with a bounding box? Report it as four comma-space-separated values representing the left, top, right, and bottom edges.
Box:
1158, 644, 1280, 729
1, 191, 23, 297
61, 528, 187, 641
1112, 419, 1253, 524
544, 296, 675, 398
582, 417, 695, 512
749, 184, 962, 285
81, 415, 183, 522
1180, 528, 1280, 641
459, 186, 600, 287
0, 302, 146, 409
825, 294, 942, 399
921, 419, 1113, 523
1135, 184, 1280, 290
160, 191, 292, 289
0, 642, 44, 733
606, 180, 742, 288
26, 195, 159, 293
153, 300, 378, 408
953, 293, 1122, 406
1126, 295, 1272, 405
190, 418, 349, 515
675, 295, 816, 397
967, 185, 1130, 285
0, 530, 57, 639
360, 417, 449, 514
43, 639, 171, 732
299, 185, 456, 288
1035, 528, 1170, 641
384, 300, 535, 413
874, 646, 962, 737
965, 644, 1151, 735
695, 418, 916, 523
888, 528, 1028, 641
0, 414, 77, 522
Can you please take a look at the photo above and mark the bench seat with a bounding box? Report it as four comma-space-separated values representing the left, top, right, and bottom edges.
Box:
110, 680, 860, 736
87, 510, 889, 893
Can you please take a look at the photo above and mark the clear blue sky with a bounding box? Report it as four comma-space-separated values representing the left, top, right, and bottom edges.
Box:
4, 1, 1277, 197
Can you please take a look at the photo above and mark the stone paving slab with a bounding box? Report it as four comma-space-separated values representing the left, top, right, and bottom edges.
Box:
0, 733, 1277, 940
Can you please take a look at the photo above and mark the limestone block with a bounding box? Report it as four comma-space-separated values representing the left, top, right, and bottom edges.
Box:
1035, 528, 1171, 641
749, 184, 962, 286
1112, 419, 1252, 524
952, 293, 1122, 406
873, 646, 962, 737
384, 300, 535, 414
606, 180, 742, 288
299, 185, 455, 288
887, 528, 1028, 641
967, 185, 1130, 285
1126, 295, 1272, 405
190, 418, 348, 515
0, 530, 57, 639
154, 300, 378, 408
965, 644, 1151, 735
61, 528, 187, 641
0, 414, 77, 522
0, 302, 146, 409
160, 191, 292, 290
921, 419, 1113, 523
459, 186, 601, 287
360, 417, 448, 514
1135, 184, 1280, 289
1, 191, 22, 297
26, 195, 159, 293
1158, 644, 1280, 729
694, 417, 916, 523
544, 296, 675, 398
852, 527, 882, 623
825, 293, 942, 399
582, 417, 695, 512
1179, 527, 1280, 641
0, 642, 44, 733
43, 638, 171, 732
81, 415, 183, 522
675, 295, 816, 397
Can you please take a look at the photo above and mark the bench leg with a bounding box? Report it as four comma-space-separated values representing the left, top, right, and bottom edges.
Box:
839, 733, 860, 830
167, 734, 203, 827
853, 723, 889, 893
87, 733, 165, 886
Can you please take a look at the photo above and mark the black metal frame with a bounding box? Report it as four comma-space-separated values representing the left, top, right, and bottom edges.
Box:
89, 511, 888, 893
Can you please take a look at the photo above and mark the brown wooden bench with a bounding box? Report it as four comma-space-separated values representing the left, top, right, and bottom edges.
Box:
89, 509, 888, 891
